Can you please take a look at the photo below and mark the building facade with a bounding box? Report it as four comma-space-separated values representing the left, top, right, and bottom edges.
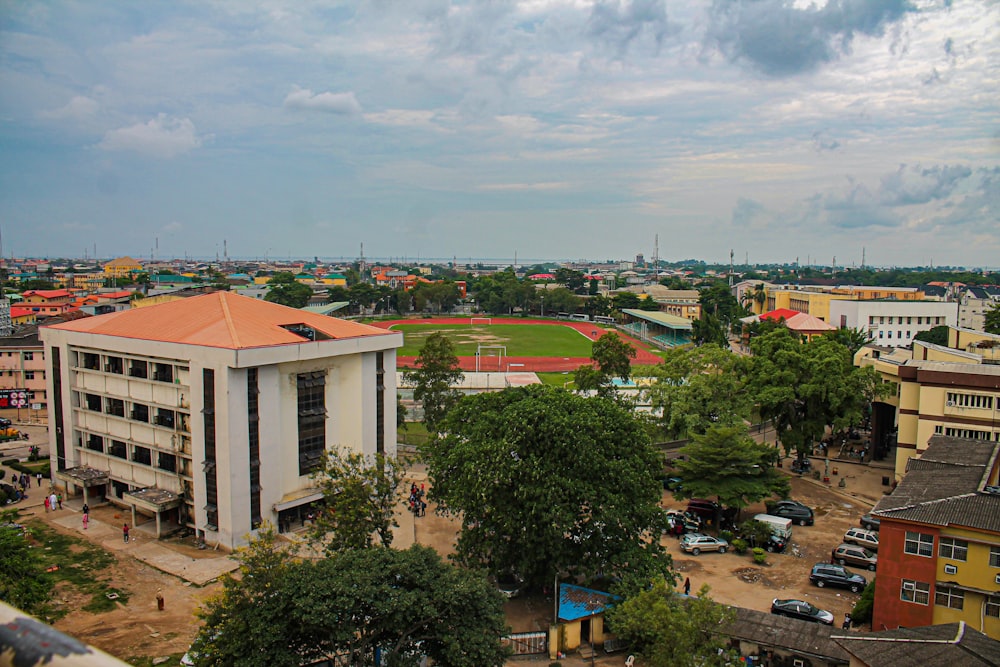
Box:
830, 300, 957, 348
0, 327, 46, 411
870, 436, 1000, 640
41, 292, 401, 549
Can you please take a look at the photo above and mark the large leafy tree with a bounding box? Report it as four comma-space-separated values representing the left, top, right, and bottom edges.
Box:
606, 578, 736, 667
824, 327, 872, 356
422, 385, 669, 591
749, 327, 888, 461
412, 281, 461, 313
913, 325, 950, 346
403, 332, 463, 432
307, 448, 406, 555
194, 539, 509, 667
573, 333, 636, 395
984, 302, 1000, 335
264, 272, 313, 308
612, 291, 641, 311
644, 345, 752, 439
674, 425, 789, 514
0, 513, 52, 614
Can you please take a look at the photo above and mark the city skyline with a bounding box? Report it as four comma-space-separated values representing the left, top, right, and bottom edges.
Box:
2, 1, 998, 267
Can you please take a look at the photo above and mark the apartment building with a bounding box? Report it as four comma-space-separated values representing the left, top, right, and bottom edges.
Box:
102, 256, 143, 279
830, 300, 957, 348
870, 435, 1000, 640
41, 291, 402, 549
0, 327, 46, 411
856, 336, 1000, 479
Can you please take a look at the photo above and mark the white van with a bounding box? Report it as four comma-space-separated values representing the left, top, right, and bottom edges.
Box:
754, 513, 793, 540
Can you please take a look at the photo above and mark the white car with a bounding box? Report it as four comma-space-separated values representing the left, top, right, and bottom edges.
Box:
843, 527, 879, 551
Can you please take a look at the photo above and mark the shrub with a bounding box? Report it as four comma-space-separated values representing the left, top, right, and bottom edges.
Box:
719, 530, 734, 543
731, 538, 748, 555
752, 547, 767, 565
851, 580, 876, 625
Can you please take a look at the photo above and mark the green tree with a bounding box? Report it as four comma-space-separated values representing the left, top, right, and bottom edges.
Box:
555, 268, 586, 293
913, 325, 950, 346
639, 296, 660, 311
0, 513, 52, 614
851, 580, 876, 625
984, 302, 1000, 335
644, 345, 752, 439
691, 313, 729, 347
612, 291, 641, 311
583, 294, 612, 318
675, 425, 789, 516
194, 540, 509, 667
824, 327, 872, 355
574, 333, 636, 395
606, 577, 736, 667
422, 386, 669, 591
348, 282, 378, 314
307, 447, 405, 555
749, 328, 889, 462
264, 272, 313, 308
327, 285, 350, 303
403, 333, 463, 432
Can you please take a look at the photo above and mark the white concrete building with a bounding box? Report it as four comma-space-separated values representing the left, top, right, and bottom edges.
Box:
830, 300, 957, 348
40, 291, 401, 549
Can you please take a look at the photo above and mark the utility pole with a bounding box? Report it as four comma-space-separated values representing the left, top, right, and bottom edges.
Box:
729, 249, 734, 287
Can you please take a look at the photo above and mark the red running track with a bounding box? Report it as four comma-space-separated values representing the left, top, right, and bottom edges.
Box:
373, 317, 661, 372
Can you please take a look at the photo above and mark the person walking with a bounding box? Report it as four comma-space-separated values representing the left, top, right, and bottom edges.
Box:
123, 523, 130, 543
82, 503, 90, 530
44, 495, 49, 512
842, 613, 852, 630
36, 472, 42, 487
49, 492, 58, 512
684, 577, 691, 596
57, 493, 63, 510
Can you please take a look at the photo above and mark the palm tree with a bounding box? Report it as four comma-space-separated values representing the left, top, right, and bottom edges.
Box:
753, 283, 767, 314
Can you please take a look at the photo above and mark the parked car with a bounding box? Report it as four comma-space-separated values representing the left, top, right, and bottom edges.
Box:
770, 599, 835, 625
832, 543, 878, 571
790, 458, 812, 474
494, 573, 524, 599
860, 513, 881, 531
0, 417, 11, 428
664, 509, 701, 534
809, 563, 867, 593
843, 527, 879, 551
662, 476, 683, 491
765, 499, 814, 526
686, 499, 721, 524
679, 533, 729, 555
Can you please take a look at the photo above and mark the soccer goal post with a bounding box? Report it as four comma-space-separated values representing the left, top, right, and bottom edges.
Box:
475, 344, 506, 373
470, 317, 493, 327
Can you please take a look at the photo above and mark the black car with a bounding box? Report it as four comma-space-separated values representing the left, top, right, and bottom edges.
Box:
770, 599, 834, 625
686, 499, 721, 523
766, 500, 814, 526
809, 563, 867, 593
860, 513, 881, 531
790, 458, 812, 474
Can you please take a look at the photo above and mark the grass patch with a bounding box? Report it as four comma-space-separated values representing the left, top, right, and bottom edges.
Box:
394, 323, 594, 357
8, 460, 50, 476
399, 421, 431, 448
535, 372, 576, 388
126, 653, 188, 667
24, 519, 130, 620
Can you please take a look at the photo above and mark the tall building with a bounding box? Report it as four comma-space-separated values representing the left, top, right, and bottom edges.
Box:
870, 435, 1000, 640
41, 292, 401, 549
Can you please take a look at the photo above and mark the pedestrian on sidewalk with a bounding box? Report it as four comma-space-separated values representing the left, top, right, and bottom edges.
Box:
82, 503, 90, 530
57, 493, 63, 510
49, 492, 58, 512
123, 523, 130, 543
684, 577, 691, 596
44, 496, 49, 512
36, 472, 42, 487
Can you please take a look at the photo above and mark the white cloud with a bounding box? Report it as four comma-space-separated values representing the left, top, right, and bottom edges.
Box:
98, 114, 202, 158
40, 95, 99, 120
477, 181, 571, 191
283, 87, 362, 115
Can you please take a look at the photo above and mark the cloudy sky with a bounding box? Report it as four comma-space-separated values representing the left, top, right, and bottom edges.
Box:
1, 1, 997, 268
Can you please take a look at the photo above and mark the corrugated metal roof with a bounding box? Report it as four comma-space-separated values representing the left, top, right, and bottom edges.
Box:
833, 622, 1000, 666
621, 309, 693, 330
726, 607, 850, 662
43, 291, 396, 350
557, 584, 616, 622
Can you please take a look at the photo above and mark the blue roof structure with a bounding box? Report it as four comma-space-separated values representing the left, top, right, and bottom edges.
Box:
557, 584, 618, 622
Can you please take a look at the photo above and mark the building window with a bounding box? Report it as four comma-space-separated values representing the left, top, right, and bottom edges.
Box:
109, 440, 127, 459
907, 317, 912, 324
86, 434, 104, 452
24, 371, 34, 380
132, 446, 152, 466
203, 369, 218, 530
376, 352, 385, 455
887, 331, 893, 339
153, 362, 174, 383
106, 398, 125, 418
297, 371, 326, 476
52, 348, 66, 471
947, 392, 994, 410
157, 452, 177, 473
85, 393, 102, 411
987, 597, 1000, 618
904, 531, 934, 557
247, 368, 262, 529
939, 537, 968, 561
82, 352, 100, 370
990, 546, 1000, 568
879, 331, 884, 339
155, 408, 175, 429
129, 360, 148, 378
23, 352, 33, 361
900, 579, 930, 605
131, 403, 150, 423
934, 587, 964, 610
104, 356, 123, 374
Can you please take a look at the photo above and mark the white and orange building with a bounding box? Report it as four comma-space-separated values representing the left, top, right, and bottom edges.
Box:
41, 292, 401, 549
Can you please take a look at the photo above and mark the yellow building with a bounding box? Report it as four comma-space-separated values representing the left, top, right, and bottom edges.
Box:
102, 256, 143, 279
857, 331, 1000, 480
871, 436, 1000, 640
761, 285, 925, 321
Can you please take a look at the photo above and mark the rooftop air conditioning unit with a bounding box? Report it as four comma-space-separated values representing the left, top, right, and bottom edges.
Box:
946, 401, 955, 407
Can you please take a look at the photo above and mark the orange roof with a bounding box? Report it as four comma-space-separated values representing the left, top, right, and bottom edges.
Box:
99, 290, 134, 299
22, 289, 73, 299
43, 291, 395, 350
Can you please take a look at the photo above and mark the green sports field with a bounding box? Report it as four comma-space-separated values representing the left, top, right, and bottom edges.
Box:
394, 323, 596, 357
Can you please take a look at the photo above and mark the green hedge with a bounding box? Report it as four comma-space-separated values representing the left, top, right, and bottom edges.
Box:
6, 460, 50, 477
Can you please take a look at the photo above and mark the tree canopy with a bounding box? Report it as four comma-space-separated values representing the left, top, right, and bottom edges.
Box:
193, 533, 509, 667
307, 447, 405, 555
403, 332, 463, 432
674, 425, 789, 513
0, 513, 52, 615
606, 577, 736, 667
573, 333, 636, 395
748, 328, 888, 459
643, 344, 752, 439
984, 302, 1000, 335
913, 325, 950, 346
422, 385, 669, 591
264, 272, 313, 308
